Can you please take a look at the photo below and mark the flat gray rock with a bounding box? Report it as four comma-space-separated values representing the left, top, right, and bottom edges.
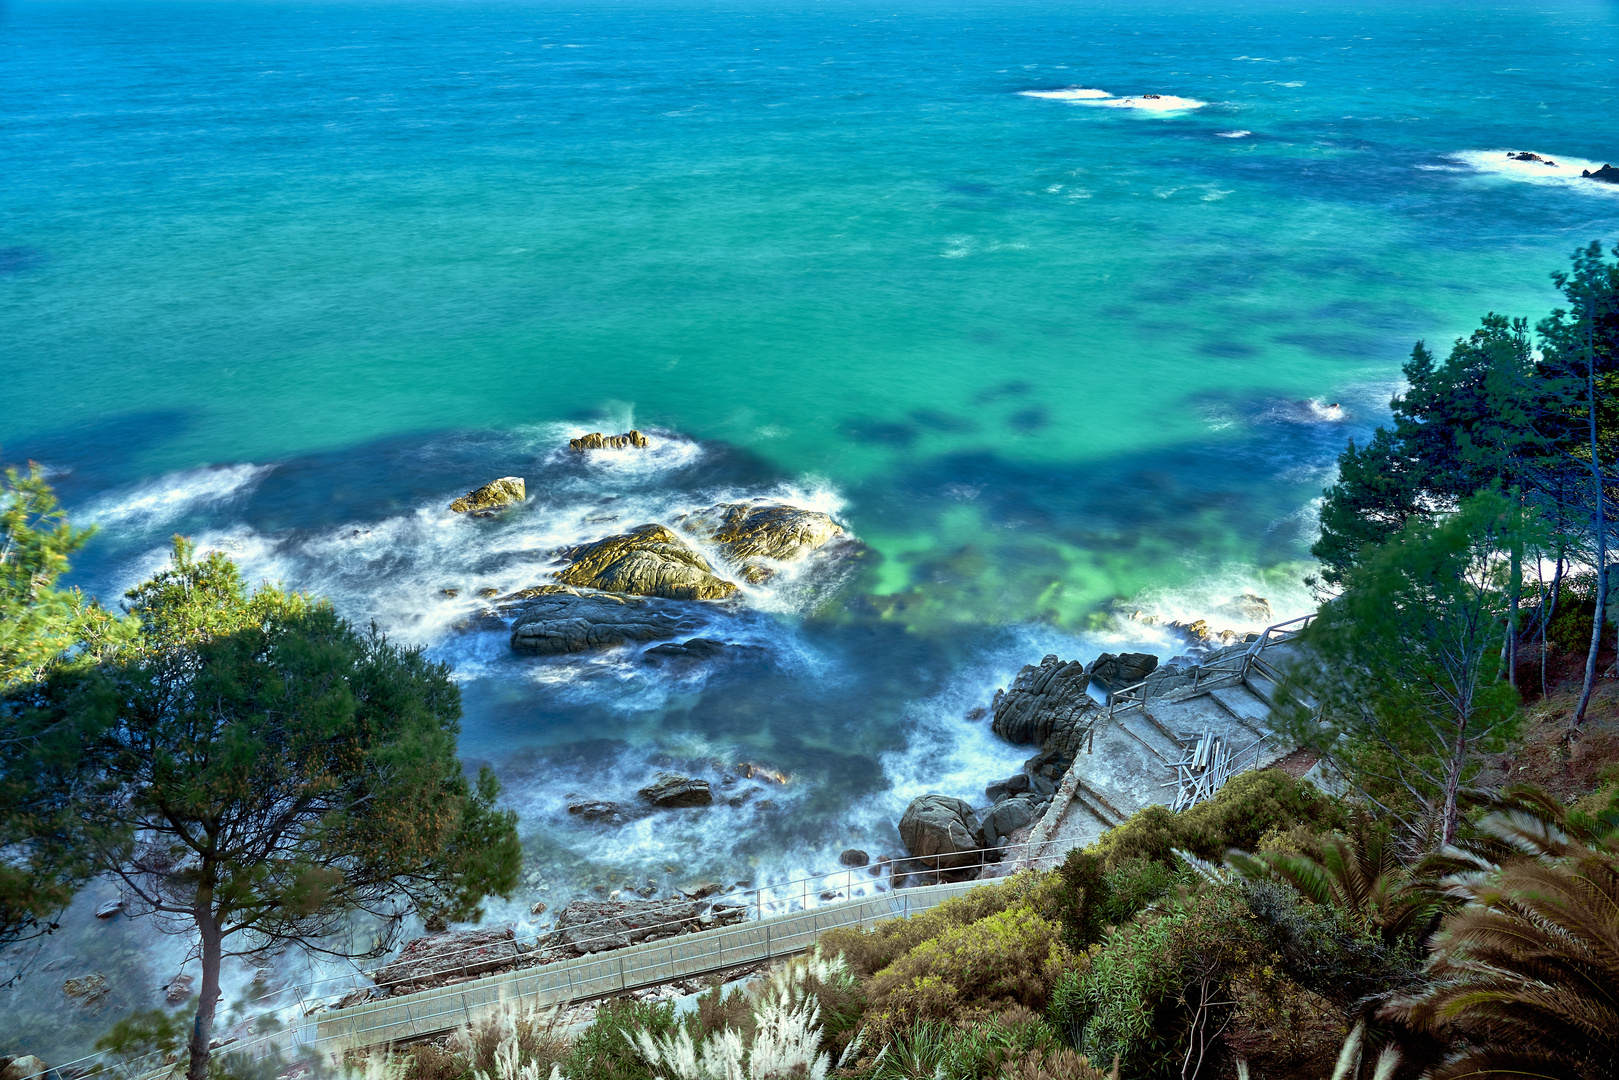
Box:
508, 588, 699, 655
553, 898, 701, 954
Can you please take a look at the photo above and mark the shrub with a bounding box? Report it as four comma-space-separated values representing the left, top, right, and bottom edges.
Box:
819, 871, 1047, 979
867, 1012, 1077, 1080
1098, 857, 1177, 926
1091, 770, 1346, 871
568, 998, 678, 1080
1049, 883, 1268, 1080
753, 945, 863, 1057
862, 904, 1072, 1043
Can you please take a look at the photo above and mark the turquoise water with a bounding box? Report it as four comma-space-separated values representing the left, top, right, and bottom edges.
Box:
4, 0, 1619, 1053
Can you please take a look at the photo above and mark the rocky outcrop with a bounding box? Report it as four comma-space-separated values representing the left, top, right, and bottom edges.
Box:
371, 926, 521, 992
980, 795, 1042, 849
1509, 151, 1557, 165
839, 848, 870, 868
63, 973, 109, 1006
554, 525, 738, 600
1088, 651, 1159, 692
553, 898, 700, 954
677, 503, 843, 583
990, 655, 1101, 747
449, 477, 526, 516
508, 589, 696, 655
164, 974, 194, 1005
1214, 593, 1273, 625
898, 794, 984, 870
1583, 164, 1619, 184
1, 1058, 49, 1080
570, 430, 649, 451
638, 773, 713, 808
567, 799, 631, 825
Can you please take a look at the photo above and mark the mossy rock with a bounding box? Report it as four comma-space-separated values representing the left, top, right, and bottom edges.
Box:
554, 524, 738, 600
448, 476, 526, 516
678, 502, 843, 582
569, 429, 649, 451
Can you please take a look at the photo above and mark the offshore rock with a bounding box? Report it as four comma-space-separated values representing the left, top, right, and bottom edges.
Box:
449, 477, 525, 517
63, 973, 110, 1006
898, 794, 984, 870
567, 799, 631, 825
1214, 593, 1273, 625
1088, 652, 1159, 692
638, 773, 713, 808
990, 655, 1099, 747
164, 974, 194, 1005
371, 926, 520, 992
1583, 164, 1619, 184
569, 430, 649, 451
554, 898, 701, 954
554, 524, 738, 600
677, 502, 843, 583
508, 588, 696, 655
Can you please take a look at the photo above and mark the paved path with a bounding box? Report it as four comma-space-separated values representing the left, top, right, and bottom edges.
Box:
313, 879, 980, 1052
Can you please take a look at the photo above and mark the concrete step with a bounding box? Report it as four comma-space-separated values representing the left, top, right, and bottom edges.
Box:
1246, 672, 1279, 707
1208, 686, 1270, 734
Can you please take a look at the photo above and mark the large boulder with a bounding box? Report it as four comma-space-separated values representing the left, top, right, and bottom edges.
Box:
570, 430, 649, 451
1088, 652, 1159, 692
371, 926, 521, 992
508, 588, 698, 655
991, 655, 1101, 748
638, 773, 712, 808
553, 898, 701, 954
1, 1058, 48, 1080
898, 794, 984, 870
449, 477, 525, 516
677, 502, 843, 583
1583, 164, 1619, 184
980, 795, 1042, 848
554, 524, 738, 600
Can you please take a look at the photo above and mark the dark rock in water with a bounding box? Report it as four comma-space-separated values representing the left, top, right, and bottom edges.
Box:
163, 974, 194, 1004
553, 898, 700, 954
508, 588, 696, 655
1583, 164, 1619, 184
898, 794, 984, 870
568, 799, 630, 825
63, 973, 110, 1005
980, 795, 1041, 848
1510, 151, 1547, 162
449, 476, 525, 517
570, 430, 649, 451
839, 848, 870, 868
1089, 651, 1159, 691
1005, 773, 1032, 794
555, 524, 738, 600
422, 911, 449, 933
687, 881, 723, 899
990, 655, 1102, 757
638, 773, 712, 808
372, 926, 520, 991
642, 637, 754, 663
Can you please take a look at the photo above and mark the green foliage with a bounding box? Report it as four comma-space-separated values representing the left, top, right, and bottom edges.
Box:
568, 998, 678, 1080
1098, 858, 1177, 927
862, 904, 1071, 1043
1280, 492, 1528, 847
1090, 768, 1346, 871
94, 1005, 190, 1067
862, 1011, 1110, 1080
1050, 883, 1267, 1080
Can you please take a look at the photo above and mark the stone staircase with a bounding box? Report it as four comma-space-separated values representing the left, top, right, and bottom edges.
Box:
1017, 618, 1311, 869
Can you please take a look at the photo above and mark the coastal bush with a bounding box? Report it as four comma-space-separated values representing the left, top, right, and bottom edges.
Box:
861, 904, 1071, 1043
755, 946, 863, 1056
1049, 883, 1268, 1079
864, 1011, 1082, 1080
1090, 769, 1345, 871
1098, 857, 1178, 927
818, 870, 1047, 979
568, 999, 678, 1080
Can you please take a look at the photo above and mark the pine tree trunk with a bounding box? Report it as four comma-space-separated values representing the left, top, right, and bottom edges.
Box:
1505, 537, 1522, 691
187, 891, 222, 1080
1440, 721, 1468, 847
1576, 340, 1606, 727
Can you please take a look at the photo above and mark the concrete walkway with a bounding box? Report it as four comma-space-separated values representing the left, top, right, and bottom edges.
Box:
313, 879, 980, 1052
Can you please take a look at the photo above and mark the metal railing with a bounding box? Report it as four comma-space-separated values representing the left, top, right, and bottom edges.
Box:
1106, 613, 1316, 719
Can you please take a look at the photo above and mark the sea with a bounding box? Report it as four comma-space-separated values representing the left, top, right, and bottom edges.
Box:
3, 0, 1618, 1057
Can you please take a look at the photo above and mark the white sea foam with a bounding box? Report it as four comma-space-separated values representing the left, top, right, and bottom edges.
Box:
1217, 130, 1252, 138
1116, 564, 1318, 638
1018, 86, 1206, 111
1447, 149, 1619, 197
80, 463, 273, 534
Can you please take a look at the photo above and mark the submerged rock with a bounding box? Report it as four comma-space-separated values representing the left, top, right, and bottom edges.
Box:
63, 973, 110, 1005
677, 502, 843, 582
638, 773, 713, 808
508, 588, 696, 655
1214, 593, 1273, 625
569, 430, 649, 451
449, 476, 525, 516
164, 974, 194, 1005
567, 799, 631, 825
553, 898, 700, 954
554, 524, 738, 600
990, 655, 1100, 748
371, 926, 521, 992
898, 794, 984, 870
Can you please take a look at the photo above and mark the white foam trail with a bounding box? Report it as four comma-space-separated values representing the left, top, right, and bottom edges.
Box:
1116, 564, 1318, 638
1020, 86, 1207, 112
1019, 86, 1112, 100
1447, 150, 1619, 196
1217, 129, 1252, 138
80, 463, 273, 534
